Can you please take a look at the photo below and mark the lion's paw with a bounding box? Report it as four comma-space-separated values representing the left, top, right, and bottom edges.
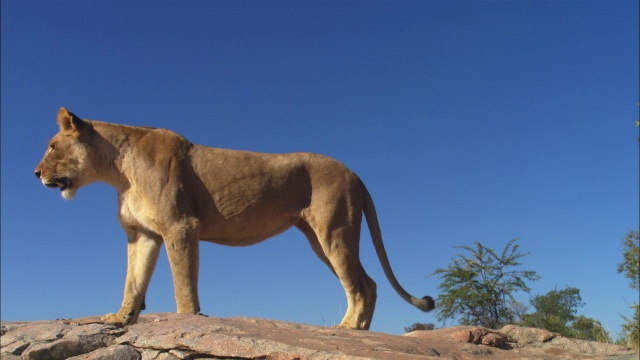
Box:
101, 313, 125, 326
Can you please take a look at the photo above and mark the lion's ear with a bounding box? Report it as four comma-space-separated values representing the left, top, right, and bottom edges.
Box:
57, 107, 87, 135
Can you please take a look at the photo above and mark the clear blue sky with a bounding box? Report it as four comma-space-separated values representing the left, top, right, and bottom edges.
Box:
1, 1, 638, 336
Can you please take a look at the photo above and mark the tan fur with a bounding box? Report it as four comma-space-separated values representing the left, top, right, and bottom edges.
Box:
35, 108, 434, 330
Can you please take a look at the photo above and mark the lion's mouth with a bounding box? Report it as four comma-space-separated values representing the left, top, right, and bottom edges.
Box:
45, 177, 72, 191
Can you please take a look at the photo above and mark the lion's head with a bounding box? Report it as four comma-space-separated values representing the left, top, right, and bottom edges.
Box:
35, 108, 100, 200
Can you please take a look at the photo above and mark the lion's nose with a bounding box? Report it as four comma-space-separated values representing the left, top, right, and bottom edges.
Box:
35, 170, 42, 179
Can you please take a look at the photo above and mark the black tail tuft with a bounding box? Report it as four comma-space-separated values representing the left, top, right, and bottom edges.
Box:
413, 296, 435, 312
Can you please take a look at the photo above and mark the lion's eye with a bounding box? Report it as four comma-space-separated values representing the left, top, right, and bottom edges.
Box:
48, 144, 55, 154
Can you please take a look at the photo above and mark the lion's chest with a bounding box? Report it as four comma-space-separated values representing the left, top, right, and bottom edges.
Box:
118, 192, 162, 234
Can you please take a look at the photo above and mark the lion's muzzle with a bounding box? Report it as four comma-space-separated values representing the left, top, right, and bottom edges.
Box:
35, 170, 71, 191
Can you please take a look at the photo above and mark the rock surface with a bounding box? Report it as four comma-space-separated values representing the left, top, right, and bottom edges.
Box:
1, 313, 636, 359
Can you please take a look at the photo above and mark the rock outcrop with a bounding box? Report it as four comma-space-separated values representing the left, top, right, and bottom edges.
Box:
1, 313, 636, 359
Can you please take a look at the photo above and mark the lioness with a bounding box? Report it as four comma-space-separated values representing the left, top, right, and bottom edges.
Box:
35, 108, 434, 330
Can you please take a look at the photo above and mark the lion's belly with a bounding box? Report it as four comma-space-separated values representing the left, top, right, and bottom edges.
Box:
198, 211, 301, 246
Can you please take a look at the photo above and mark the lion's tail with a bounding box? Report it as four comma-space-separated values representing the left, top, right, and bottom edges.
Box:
360, 179, 435, 312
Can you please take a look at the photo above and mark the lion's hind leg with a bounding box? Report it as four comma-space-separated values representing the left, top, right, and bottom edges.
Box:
331, 240, 377, 330
297, 219, 377, 330
296, 220, 337, 276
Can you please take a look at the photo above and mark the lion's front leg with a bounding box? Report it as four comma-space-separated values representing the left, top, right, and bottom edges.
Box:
164, 225, 201, 315
103, 231, 162, 325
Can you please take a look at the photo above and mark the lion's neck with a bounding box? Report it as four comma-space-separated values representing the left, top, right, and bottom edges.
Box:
90, 121, 145, 192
